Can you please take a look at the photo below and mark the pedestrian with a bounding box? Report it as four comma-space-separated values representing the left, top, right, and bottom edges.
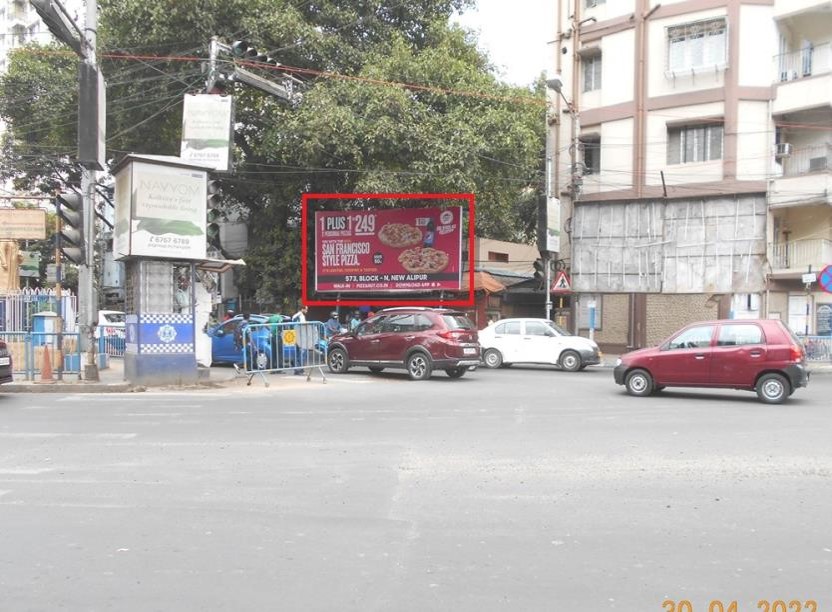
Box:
324, 311, 341, 338
223, 309, 235, 322
232, 312, 252, 374
267, 312, 285, 369
291, 304, 309, 375
174, 275, 190, 313
487, 316, 496, 326
349, 310, 361, 331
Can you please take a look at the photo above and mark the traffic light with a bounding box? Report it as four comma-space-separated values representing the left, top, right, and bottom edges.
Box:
231, 40, 281, 68
533, 258, 545, 289
56, 191, 85, 265
206, 178, 221, 249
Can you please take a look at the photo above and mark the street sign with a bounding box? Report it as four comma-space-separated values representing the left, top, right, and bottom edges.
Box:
819, 264, 832, 294
802, 272, 817, 285
551, 271, 572, 293
46, 263, 57, 284
0, 208, 47, 239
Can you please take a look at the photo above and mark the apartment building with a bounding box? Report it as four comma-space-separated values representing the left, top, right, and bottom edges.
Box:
0, 0, 84, 73
548, 0, 832, 351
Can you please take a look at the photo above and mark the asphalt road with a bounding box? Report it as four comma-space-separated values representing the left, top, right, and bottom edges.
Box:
1, 367, 830, 611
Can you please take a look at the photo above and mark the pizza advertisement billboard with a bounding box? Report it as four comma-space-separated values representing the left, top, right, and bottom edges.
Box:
314, 205, 463, 293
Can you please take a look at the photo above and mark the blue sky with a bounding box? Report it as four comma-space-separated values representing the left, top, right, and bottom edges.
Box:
453, 0, 555, 86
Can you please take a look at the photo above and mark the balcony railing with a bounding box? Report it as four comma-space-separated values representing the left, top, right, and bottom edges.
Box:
780, 143, 832, 177
768, 238, 832, 270
774, 42, 832, 82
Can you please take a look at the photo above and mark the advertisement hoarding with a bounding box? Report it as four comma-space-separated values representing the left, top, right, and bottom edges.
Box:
180, 94, 234, 173
315, 206, 462, 292
113, 157, 208, 261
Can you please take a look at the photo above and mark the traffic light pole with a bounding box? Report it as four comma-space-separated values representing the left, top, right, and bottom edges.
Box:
544, 253, 552, 321
80, 0, 99, 381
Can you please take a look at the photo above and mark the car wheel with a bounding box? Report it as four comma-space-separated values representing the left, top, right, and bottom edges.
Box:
255, 350, 270, 370
445, 367, 466, 379
756, 373, 789, 404
482, 348, 503, 369
559, 350, 582, 372
368, 366, 384, 373
406, 352, 432, 381
327, 347, 349, 374
625, 369, 654, 397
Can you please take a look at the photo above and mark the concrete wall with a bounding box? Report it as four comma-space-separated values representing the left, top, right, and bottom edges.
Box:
736, 101, 774, 181
583, 0, 635, 23
591, 293, 629, 348
581, 118, 635, 196
645, 293, 720, 345
740, 4, 777, 87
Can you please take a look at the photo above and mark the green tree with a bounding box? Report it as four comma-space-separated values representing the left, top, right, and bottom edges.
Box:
0, 0, 545, 307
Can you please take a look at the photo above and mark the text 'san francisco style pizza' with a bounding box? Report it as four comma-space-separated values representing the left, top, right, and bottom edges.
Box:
378, 223, 422, 248
398, 247, 450, 274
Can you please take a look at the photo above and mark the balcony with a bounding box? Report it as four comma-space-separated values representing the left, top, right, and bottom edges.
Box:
769, 143, 832, 207
774, 0, 832, 20
773, 42, 832, 114
768, 238, 832, 273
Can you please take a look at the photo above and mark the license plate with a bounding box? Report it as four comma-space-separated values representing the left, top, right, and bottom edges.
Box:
0, 357, 9, 366
463, 347, 477, 356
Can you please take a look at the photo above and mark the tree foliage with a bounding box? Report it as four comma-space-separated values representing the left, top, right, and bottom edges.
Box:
0, 0, 545, 307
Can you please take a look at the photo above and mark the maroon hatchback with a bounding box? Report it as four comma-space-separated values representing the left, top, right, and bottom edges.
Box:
327, 307, 480, 380
613, 319, 809, 404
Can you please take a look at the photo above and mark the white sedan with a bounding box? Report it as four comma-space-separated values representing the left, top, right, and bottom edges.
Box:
478, 318, 602, 372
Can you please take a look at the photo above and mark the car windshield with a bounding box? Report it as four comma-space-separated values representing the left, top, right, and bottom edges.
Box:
545, 320, 570, 336
441, 314, 475, 330
103, 313, 125, 324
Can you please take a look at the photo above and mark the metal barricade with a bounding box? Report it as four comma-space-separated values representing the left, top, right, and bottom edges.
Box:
238, 321, 328, 387
802, 335, 832, 362
0, 331, 82, 380
97, 326, 126, 357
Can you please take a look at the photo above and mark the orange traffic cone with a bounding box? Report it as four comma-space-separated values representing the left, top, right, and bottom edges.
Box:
37, 344, 55, 384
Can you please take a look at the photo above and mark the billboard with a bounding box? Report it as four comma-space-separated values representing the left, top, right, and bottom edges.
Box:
180, 94, 234, 173
113, 156, 208, 261
0, 208, 47, 240
315, 206, 462, 292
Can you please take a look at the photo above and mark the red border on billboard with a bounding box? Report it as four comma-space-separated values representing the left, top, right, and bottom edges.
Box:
301, 193, 475, 307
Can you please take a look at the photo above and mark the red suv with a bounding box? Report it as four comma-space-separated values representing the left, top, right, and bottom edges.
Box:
613, 319, 809, 404
327, 307, 480, 380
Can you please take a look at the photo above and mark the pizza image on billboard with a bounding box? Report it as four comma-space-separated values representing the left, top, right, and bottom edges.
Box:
377, 223, 422, 248
314, 205, 462, 292
398, 247, 450, 274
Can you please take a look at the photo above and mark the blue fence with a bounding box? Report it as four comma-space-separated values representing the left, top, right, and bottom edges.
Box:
0, 331, 83, 381
97, 327, 125, 357
238, 321, 328, 387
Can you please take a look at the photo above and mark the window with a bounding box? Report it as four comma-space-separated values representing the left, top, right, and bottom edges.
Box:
441, 314, 475, 330
585, 0, 605, 7
582, 55, 602, 92
357, 316, 385, 336
667, 124, 723, 164
717, 325, 763, 347
525, 321, 553, 336
487, 251, 509, 262
495, 321, 522, 335
414, 314, 433, 331
581, 136, 601, 175
667, 325, 715, 350
667, 18, 726, 74
382, 314, 416, 333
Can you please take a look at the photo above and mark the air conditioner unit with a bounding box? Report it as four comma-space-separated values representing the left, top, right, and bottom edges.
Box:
808, 156, 828, 172
775, 142, 793, 158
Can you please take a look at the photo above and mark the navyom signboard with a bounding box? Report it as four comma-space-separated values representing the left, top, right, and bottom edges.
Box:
0, 208, 47, 240
113, 157, 208, 261
315, 206, 462, 292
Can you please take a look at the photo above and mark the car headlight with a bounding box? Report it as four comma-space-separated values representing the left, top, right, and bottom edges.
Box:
615, 358, 622, 367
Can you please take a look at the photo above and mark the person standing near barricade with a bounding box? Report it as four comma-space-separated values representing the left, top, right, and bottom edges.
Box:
291, 304, 308, 375
324, 311, 341, 339
350, 310, 361, 331
267, 312, 285, 369
232, 312, 252, 374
